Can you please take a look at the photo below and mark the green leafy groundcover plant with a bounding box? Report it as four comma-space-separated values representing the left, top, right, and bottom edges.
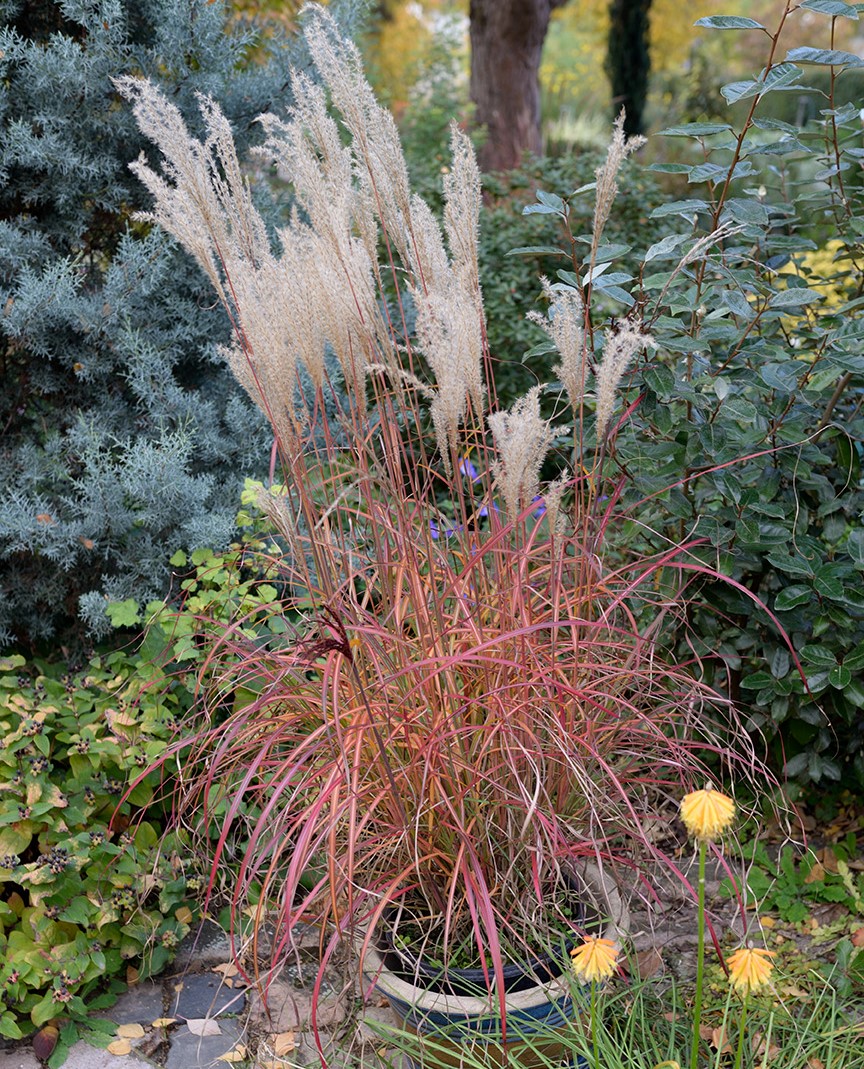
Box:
0, 499, 291, 1043
0, 651, 198, 1039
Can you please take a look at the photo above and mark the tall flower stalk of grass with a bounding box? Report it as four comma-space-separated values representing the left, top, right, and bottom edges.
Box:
679, 788, 735, 1069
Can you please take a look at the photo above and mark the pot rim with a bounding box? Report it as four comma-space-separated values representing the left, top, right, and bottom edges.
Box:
362, 861, 629, 1016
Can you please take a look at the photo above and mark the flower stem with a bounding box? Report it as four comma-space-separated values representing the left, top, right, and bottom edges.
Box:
733, 997, 749, 1069
690, 839, 707, 1069
591, 979, 598, 1069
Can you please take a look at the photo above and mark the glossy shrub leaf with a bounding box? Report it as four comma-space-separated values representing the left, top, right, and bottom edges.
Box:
651, 199, 710, 218
645, 233, 690, 262
801, 644, 837, 668
775, 585, 812, 611
658, 122, 733, 137
800, 0, 859, 16
695, 16, 765, 29
506, 246, 568, 257
786, 46, 864, 66
830, 664, 853, 689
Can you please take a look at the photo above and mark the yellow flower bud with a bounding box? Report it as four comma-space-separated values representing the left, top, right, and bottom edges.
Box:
679, 786, 735, 842
726, 946, 775, 994
569, 936, 619, 984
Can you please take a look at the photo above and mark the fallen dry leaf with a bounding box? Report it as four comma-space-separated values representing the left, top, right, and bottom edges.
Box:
116, 1023, 145, 1039
804, 861, 825, 885
808, 1058, 825, 1069
107, 1039, 132, 1056
271, 1031, 296, 1056
817, 847, 839, 874
217, 1045, 247, 1063
186, 1018, 222, 1037
212, 962, 240, 977
635, 947, 664, 979
851, 927, 864, 948
710, 1026, 732, 1055
752, 1031, 781, 1061
126, 966, 139, 985
151, 1018, 177, 1029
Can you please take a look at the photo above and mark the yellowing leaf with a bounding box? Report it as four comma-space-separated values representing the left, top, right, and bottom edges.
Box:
126, 966, 139, 985
116, 1023, 145, 1039
107, 1039, 132, 1055
212, 962, 240, 977
175, 906, 193, 924
759, 915, 775, 928
217, 1046, 247, 1063
710, 1027, 732, 1054
187, 1018, 222, 1037
151, 1018, 177, 1028
272, 1031, 296, 1056
804, 861, 825, 884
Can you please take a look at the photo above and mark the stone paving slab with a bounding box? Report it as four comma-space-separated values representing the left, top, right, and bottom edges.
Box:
164, 1019, 243, 1069
109, 981, 166, 1025
56, 1040, 155, 1069
170, 973, 246, 1020
172, 921, 233, 973
0, 1051, 40, 1069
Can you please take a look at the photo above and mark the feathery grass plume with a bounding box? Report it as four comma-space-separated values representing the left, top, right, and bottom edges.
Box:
592, 110, 646, 256
302, 5, 414, 271
115, 78, 266, 307
443, 124, 482, 288
528, 278, 586, 415
594, 317, 654, 444
300, 7, 486, 468
257, 80, 382, 396
542, 471, 570, 540
116, 78, 311, 450
488, 387, 553, 521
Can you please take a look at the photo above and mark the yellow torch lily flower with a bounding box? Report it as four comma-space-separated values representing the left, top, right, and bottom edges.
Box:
570, 936, 619, 984
726, 946, 775, 994
680, 786, 735, 842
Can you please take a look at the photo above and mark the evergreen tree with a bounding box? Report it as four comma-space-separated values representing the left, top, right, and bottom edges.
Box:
0, 0, 364, 649
606, 0, 653, 137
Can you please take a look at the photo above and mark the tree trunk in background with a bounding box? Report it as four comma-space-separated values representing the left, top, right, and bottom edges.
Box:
469, 0, 568, 173
606, 0, 654, 137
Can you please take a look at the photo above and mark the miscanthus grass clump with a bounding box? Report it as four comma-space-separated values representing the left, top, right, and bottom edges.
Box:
116, 4, 772, 984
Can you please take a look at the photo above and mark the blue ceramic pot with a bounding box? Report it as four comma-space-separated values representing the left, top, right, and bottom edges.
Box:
362, 863, 626, 1069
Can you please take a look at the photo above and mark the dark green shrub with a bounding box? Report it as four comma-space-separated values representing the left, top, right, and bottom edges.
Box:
512, 8, 864, 788
479, 155, 672, 409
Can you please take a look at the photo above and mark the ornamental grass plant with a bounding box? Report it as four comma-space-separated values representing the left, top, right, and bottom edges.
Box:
114, 2, 815, 998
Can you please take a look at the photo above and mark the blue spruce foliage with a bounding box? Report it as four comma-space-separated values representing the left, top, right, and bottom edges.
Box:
0, 0, 366, 649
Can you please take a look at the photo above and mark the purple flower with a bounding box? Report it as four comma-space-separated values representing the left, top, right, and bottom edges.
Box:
531, 495, 546, 518
459, 456, 480, 481
430, 519, 463, 540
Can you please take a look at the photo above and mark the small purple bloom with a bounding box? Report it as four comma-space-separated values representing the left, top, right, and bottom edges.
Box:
459, 456, 480, 481
430, 519, 463, 540
532, 495, 546, 518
